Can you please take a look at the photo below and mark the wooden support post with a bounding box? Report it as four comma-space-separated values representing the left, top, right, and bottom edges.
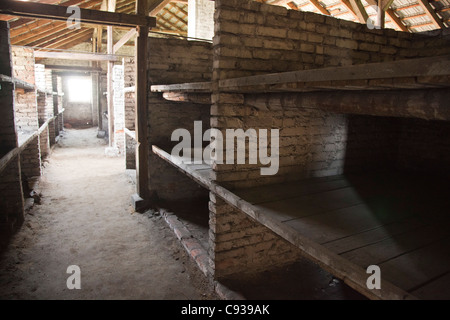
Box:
106, 0, 116, 147
378, 0, 386, 29
133, 0, 150, 210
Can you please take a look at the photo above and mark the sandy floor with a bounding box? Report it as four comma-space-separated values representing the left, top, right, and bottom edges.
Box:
0, 128, 217, 300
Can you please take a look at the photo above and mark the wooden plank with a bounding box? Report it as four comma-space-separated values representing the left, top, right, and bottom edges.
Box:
34, 51, 119, 61
0, 0, 156, 28
0, 74, 35, 91
378, 238, 450, 292
323, 217, 426, 254
341, 222, 450, 268
151, 82, 212, 93
252, 186, 364, 222
162, 92, 212, 104
152, 145, 213, 190
233, 175, 350, 204
210, 183, 416, 300
284, 201, 420, 245
219, 55, 450, 89
124, 128, 136, 140
411, 272, 450, 300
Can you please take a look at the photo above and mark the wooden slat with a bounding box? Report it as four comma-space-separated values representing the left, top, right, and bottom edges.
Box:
233, 175, 350, 204
152, 145, 213, 190
0, 74, 35, 91
285, 203, 402, 244
252, 187, 364, 223
411, 272, 450, 300
341, 223, 450, 267
323, 217, 426, 254
0, 0, 156, 28
379, 239, 450, 291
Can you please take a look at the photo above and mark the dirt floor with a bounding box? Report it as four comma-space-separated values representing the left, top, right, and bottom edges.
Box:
0, 128, 217, 300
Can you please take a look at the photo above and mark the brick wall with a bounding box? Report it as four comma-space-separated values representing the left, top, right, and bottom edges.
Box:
20, 136, 41, 178
11, 46, 42, 180
147, 37, 212, 201
397, 119, 450, 177
124, 57, 135, 130
124, 57, 136, 169
213, 0, 450, 81
207, 0, 450, 279
12, 47, 39, 135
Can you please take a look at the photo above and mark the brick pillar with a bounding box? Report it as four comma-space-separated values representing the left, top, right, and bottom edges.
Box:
20, 136, 41, 178
113, 65, 125, 154
188, 0, 215, 40
208, 0, 301, 279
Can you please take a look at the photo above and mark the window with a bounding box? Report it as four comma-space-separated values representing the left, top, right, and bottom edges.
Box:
67, 76, 92, 103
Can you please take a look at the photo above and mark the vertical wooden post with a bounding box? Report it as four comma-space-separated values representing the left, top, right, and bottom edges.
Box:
107, 0, 116, 147
377, 0, 386, 29
133, 0, 150, 210
107, 26, 114, 146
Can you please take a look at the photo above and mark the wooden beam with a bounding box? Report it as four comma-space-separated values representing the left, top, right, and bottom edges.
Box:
417, 0, 446, 29
34, 50, 119, 61
44, 65, 103, 72
106, 0, 116, 147
0, 0, 156, 28
148, 0, 172, 16
347, 0, 369, 23
340, 0, 361, 22
134, 0, 150, 206
152, 82, 212, 92
366, 0, 408, 32
307, 0, 331, 15
113, 28, 137, 53
377, 0, 385, 29
219, 55, 450, 89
